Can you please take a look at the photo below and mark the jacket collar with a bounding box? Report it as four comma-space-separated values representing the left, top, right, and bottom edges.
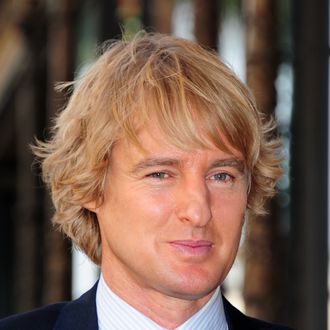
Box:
53, 282, 251, 330
54, 282, 98, 330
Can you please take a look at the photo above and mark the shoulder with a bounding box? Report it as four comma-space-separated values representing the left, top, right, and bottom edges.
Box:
0, 283, 98, 330
223, 296, 295, 330
0, 302, 67, 330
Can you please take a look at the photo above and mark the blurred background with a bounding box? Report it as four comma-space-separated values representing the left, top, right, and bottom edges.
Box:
0, 0, 328, 329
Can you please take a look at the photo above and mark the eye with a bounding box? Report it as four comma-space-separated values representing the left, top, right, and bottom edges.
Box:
146, 172, 169, 179
209, 172, 234, 183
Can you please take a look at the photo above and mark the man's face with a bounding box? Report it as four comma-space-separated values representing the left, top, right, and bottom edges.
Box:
95, 122, 248, 301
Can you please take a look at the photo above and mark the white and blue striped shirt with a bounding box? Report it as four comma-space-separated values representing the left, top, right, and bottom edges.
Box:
96, 274, 228, 330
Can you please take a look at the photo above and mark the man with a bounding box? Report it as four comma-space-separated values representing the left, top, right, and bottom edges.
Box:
0, 32, 292, 329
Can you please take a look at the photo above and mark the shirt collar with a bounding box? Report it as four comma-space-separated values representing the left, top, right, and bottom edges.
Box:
96, 273, 228, 330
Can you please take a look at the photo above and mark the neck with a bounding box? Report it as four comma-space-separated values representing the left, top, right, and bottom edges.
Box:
101, 264, 216, 329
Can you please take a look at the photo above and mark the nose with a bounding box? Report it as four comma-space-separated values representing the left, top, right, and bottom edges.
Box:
175, 178, 212, 227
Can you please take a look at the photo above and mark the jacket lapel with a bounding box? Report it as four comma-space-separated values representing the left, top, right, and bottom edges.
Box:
54, 282, 98, 330
223, 294, 253, 330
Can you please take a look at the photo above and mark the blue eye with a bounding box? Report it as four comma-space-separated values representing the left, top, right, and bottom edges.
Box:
212, 173, 234, 182
147, 172, 168, 179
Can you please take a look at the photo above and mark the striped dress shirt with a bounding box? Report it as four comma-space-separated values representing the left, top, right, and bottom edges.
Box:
96, 274, 228, 330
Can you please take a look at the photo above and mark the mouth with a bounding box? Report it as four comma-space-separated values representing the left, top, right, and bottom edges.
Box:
169, 240, 214, 257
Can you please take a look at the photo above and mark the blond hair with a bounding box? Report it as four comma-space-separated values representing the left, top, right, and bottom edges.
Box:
34, 32, 282, 264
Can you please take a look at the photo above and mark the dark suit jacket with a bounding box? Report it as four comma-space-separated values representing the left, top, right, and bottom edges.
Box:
0, 283, 294, 330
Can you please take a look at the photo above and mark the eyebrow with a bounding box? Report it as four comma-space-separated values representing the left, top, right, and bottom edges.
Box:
132, 157, 246, 174
132, 158, 180, 173
209, 159, 245, 173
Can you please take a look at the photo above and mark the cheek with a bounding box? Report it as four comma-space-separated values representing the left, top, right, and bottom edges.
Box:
133, 191, 178, 239
212, 193, 247, 234
213, 187, 247, 213
103, 188, 176, 237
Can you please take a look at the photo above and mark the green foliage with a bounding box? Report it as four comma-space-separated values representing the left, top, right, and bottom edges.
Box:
223, 0, 241, 15
122, 16, 143, 41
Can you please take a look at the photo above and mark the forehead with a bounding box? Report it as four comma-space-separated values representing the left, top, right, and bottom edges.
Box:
116, 118, 245, 163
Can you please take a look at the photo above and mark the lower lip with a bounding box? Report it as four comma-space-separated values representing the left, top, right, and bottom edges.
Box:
170, 242, 213, 257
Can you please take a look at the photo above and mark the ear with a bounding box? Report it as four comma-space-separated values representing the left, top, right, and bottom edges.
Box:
83, 200, 99, 213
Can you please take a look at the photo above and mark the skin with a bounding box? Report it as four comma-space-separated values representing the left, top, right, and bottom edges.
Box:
90, 123, 248, 329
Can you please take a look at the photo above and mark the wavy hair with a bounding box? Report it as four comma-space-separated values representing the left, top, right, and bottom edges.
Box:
33, 32, 283, 264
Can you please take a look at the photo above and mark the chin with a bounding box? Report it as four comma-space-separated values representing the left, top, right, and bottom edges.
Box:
162, 268, 222, 300
166, 282, 218, 301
